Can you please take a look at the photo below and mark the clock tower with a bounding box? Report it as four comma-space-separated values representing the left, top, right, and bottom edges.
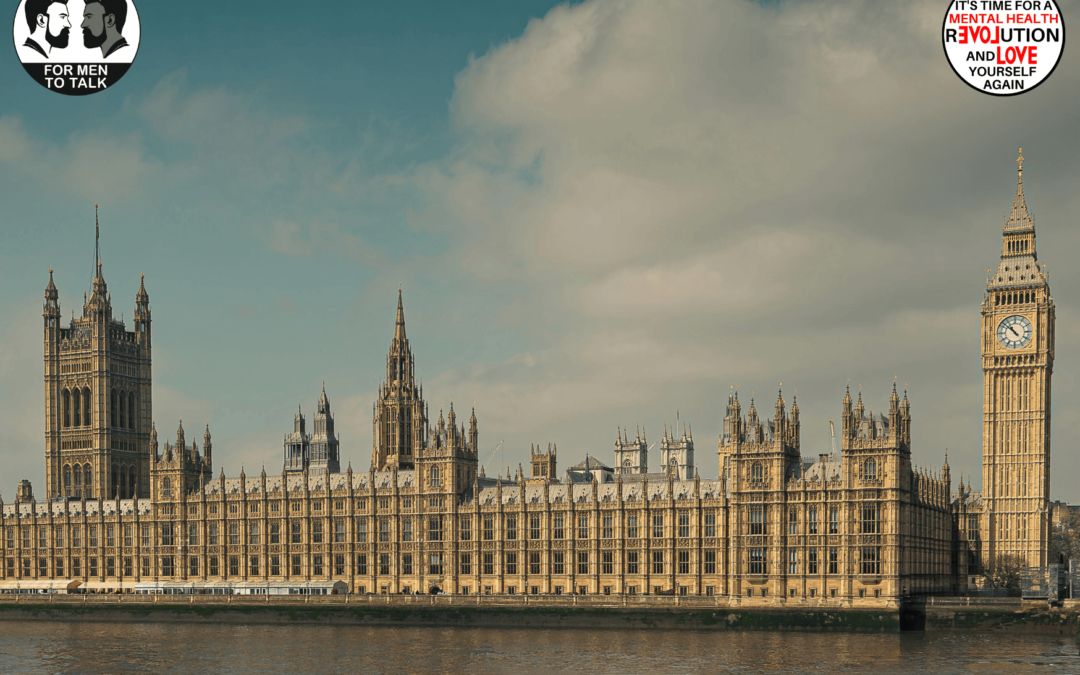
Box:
981, 149, 1054, 569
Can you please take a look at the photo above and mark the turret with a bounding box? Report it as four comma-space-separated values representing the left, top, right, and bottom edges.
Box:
204, 424, 212, 466
842, 385, 853, 439
134, 273, 151, 346
44, 267, 60, 324
469, 407, 478, 455
176, 420, 185, 454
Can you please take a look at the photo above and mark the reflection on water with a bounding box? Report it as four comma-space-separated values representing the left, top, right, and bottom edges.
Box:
0, 621, 1078, 674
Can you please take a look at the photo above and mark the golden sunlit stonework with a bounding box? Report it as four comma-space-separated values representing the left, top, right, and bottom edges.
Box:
0, 156, 1052, 605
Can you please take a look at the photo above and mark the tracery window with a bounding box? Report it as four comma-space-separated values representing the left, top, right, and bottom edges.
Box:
749, 507, 765, 535
860, 547, 880, 575
860, 503, 879, 534
748, 548, 765, 575
864, 459, 877, 481
751, 462, 763, 482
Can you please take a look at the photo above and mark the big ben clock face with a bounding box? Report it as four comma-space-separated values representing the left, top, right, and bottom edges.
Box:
997, 315, 1033, 349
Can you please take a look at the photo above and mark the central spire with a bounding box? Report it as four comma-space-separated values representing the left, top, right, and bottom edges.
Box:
395, 283, 407, 343
373, 285, 427, 471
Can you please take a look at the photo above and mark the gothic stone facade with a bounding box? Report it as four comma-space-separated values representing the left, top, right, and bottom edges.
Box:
0, 155, 1053, 604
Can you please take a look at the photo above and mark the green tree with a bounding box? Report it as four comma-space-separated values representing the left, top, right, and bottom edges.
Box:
1050, 508, 1080, 565
986, 554, 1024, 590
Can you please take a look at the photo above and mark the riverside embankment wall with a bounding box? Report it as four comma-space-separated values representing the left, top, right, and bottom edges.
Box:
0, 595, 1077, 634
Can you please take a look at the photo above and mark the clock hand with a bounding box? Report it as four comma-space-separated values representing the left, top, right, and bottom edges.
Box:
1009, 326, 1020, 338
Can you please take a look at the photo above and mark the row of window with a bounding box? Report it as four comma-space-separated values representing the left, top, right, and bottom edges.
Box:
747, 460, 879, 482
747, 547, 881, 576
6, 547, 886, 580
751, 503, 880, 536
4, 505, 889, 551
4, 554, 348, 579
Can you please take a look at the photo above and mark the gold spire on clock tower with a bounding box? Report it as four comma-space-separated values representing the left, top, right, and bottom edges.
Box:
981, 149, 1054, 569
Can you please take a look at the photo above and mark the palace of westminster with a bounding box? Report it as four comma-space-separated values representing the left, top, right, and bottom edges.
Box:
0, 154, 1056, 605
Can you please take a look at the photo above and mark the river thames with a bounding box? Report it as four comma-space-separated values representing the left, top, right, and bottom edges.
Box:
0, 622, 1078, 674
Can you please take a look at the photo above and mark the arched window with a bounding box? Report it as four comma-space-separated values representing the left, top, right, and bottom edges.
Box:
83, 464, 93, 494
119, 466, 127, 499
62, 390, 71, 428
72, 389, 81, 427
129, 466, 138, 498
83, 387, 91, 427
751, 462, 763, 482
430, 467, 440, 488
112, 464, 120, 498
162, 477, 172, 499
128, 393, 136, 430
865, 459, 877, 481
111, 390, 118, 428
63, 466, 72, 496
74, 466, 82, 487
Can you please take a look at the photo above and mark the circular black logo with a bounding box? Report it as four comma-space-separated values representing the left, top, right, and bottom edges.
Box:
12, 0, 141, 96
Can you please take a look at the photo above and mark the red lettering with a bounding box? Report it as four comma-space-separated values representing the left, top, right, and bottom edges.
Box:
996, 46, 1037, 65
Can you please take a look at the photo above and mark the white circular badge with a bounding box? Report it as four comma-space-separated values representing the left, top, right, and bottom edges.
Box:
12, 0, 141, 96
942, 1, 1065, 96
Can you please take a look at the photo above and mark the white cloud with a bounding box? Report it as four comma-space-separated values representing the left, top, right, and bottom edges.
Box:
397, 0, 1080, 494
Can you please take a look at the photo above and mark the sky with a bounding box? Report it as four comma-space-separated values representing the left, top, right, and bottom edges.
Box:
2, 0, 1080, 501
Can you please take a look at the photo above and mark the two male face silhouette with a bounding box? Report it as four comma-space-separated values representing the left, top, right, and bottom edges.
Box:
24, 0, 126, 56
